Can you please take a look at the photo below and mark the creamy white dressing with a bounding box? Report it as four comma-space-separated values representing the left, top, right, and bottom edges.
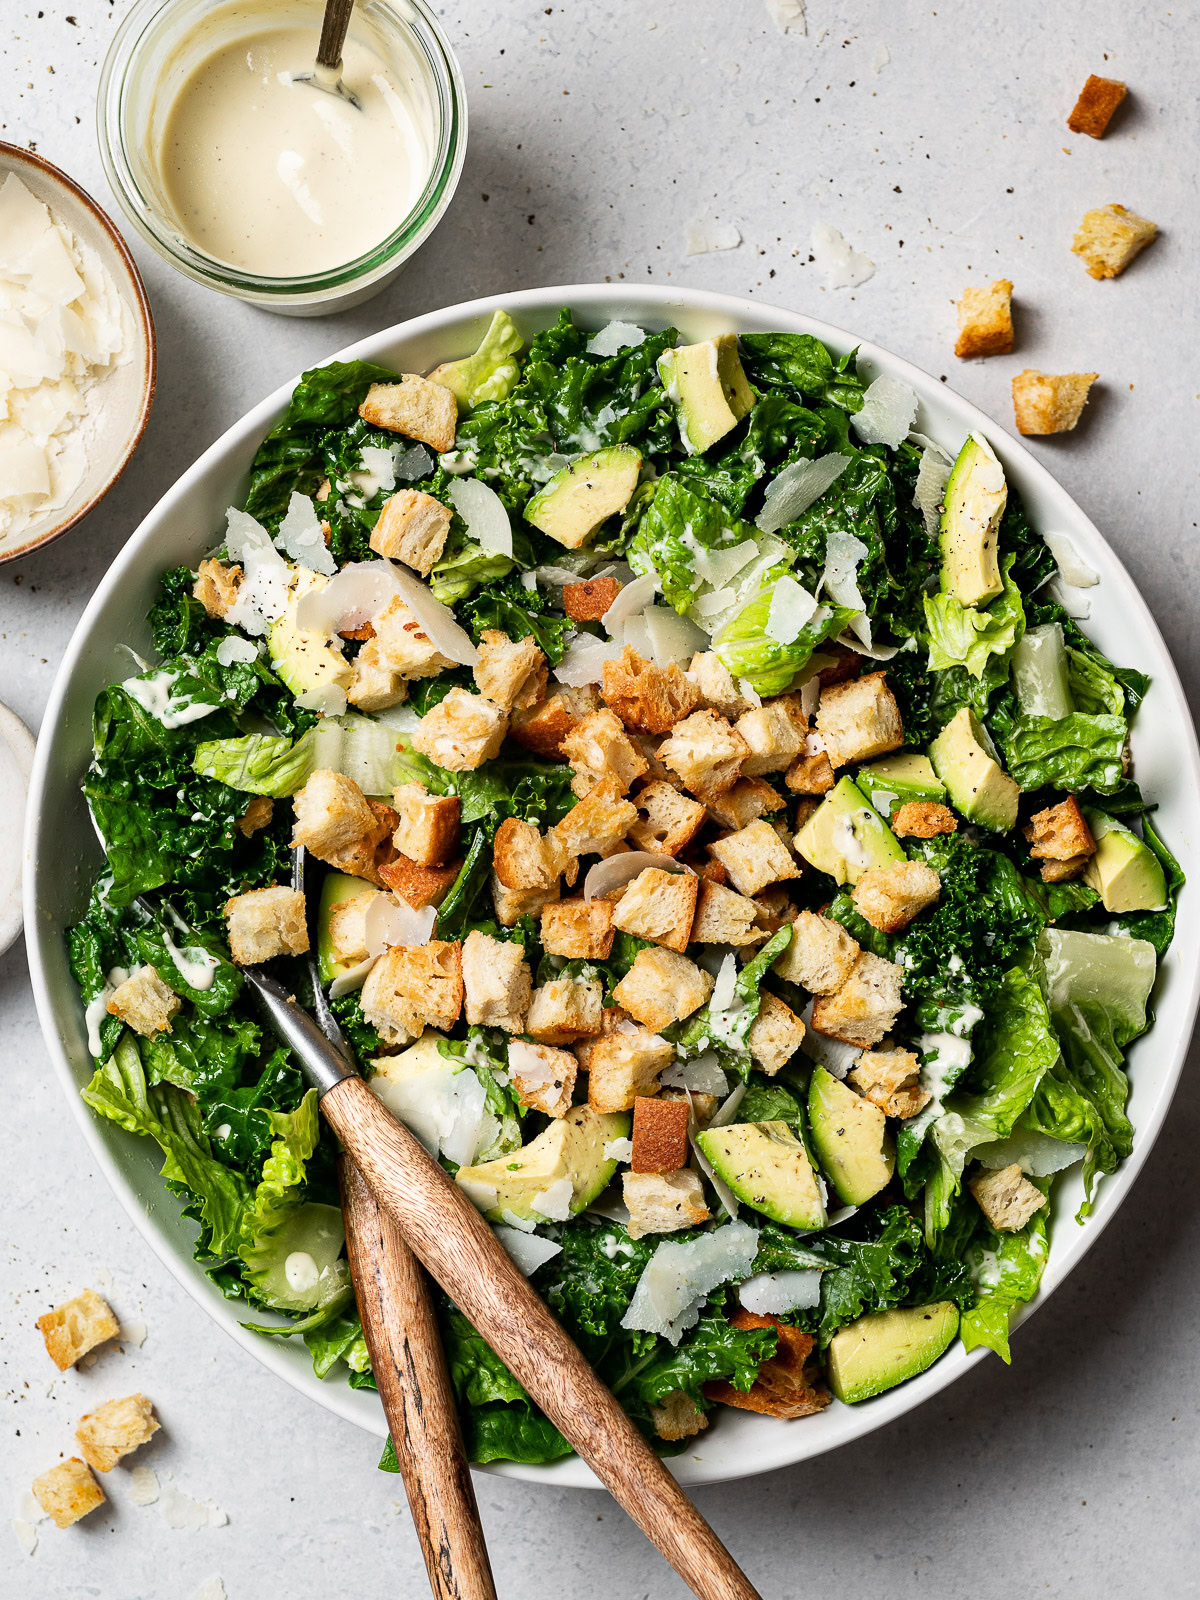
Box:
284, 1251, 321, 1294
162, 931, 221, 991
122, 669, 219, 729
831, 810, 875, 875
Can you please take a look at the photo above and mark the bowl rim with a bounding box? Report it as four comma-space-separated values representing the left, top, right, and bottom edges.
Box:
24, 283, 1200, 1489
0, 141, 158, 566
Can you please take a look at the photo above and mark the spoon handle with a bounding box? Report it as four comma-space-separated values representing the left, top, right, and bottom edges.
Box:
317, 0, 356, 69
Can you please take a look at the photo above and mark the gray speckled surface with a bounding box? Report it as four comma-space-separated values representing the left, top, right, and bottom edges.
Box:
3, 2, 1199, 1596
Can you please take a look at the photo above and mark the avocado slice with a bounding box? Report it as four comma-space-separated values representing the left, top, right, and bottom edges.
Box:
658, 335, 755, 456
427, 309, 523, 408
794, 776, 906, 885
827, 1301, 959, 1403
855, 753, 946, 820
455, 1104, 630, 1222
929, 707, 1020, 832
696, 1121, 827, 1230
1082, 811, 1168, 912
807, 1066, 895, 1206
267, 567, 353, 699
940, 434, 1006, 607
524, 445, 642, 550
316, 872, 378, 985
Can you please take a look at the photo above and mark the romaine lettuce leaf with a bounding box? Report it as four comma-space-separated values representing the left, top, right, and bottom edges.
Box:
429, 309, 523, 409
193, 716, 439, 799
1002, 711, 1128, 793
923, 555, 1024, 681
960, 1195, 1049, 1363
628, 476, 759, 613
712, 574, 853, 696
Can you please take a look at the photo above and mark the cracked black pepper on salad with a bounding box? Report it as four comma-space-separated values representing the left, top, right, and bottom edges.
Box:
69, 308, 1180, 1464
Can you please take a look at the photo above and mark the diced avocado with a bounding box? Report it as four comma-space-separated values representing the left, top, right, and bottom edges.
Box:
658, 334, 755, 456
929, 707, 1020, 832
267, 567, 352, 699
856, 753, 946, 819
794, 776, 906, 885
427, 309, 523, 409
316, 872, 378, 985
696, 1121, 827, 1230
1082, 811, 1168, 912
524, 445, 642, 550
940, 434, 1006, 607
807, 1065, 895, 1206
455, 1105, 630, 1222
1011, 622, 1074, 720
827, 1301, 959, 1403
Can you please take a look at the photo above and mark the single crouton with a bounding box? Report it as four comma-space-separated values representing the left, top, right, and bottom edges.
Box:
891, 800, 957, 839
369, 488, 452, 575
75, 1394, 159, 1473
633, 733, 688, 791
631, 1095, 692, 1173
106, 965, 180, 1037
526, 975, 604, 1045
378, 854, 461, 909
553, 775, 638, 860
852, 861, 941, 933
494, 817, 567, 892
954, 279, 1014, 359
708, 819, 801, 899
601, 645, 701, 736
690, 879, 765, 947
359, 375, 458, 451
650, 1390, 709, 1442
623, 1168, 710, 1239
507, 1039, 578, 1119
563, 576, 621, 622
561, 708, 649, 797
1068, 74, 1128, 138
1012, 369, 1100, 435
685, 651, 756, 721
773, 910, 860, 993
753, 886, 797, 937
816, 673, 904, 768
540, 897, 615, 959
326, 895, 371, 967
1024, 796, 1096, 862
849, 1046, 930, 1119
734, 696, 807, 777
588, 1028, 675, 1112
392, 783, 461, 866
573, 1005, 630, 1072
705, 1312, 831, 1419
237, 795, 274, 838
613, 947, 714, 1032
657, 709, 749, 797
360, 941, 463, 1045
490, 871, 560, 927
411, 688, 508, 771
473, 630, 547, 713
810, 952, 905, 1049
969, 1163, 1047, 1233
292, 769, 379, 863
705, 776, 785, 831
461, 929, 531, 1032
31, 1458, 105, 1529
372, 596, 460, 679
1079, 201, 1157, 278
1039, 854, 1091, 883
193, 557, 241, 619
37, 1290, 119, 1371
660, 1085, 720, 1128
747, 992, 806, 1076
785, 750, 835, 795
510, 685, 600, 759
628, 780, 706, 857
346, 639, 407, 712
224, 886, 310, 965
611, 866, 699, 952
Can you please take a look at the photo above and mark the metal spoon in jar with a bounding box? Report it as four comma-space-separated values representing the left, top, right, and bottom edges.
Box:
293, 0, 362, 109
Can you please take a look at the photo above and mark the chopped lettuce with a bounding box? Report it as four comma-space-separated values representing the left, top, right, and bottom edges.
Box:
1002, 711, 1128, 793
713, 572, 853, 695
960, 1197, 1049, 1363
429, 309, 524, 409
923, 555, 1024, 681
628, 476, 759, 613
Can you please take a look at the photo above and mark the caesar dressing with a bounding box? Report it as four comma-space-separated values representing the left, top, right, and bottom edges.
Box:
122, 669, 218, 729
162, 931, 221, 991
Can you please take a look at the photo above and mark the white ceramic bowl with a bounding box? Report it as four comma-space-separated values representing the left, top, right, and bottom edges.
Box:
24, 286, 1200, 1488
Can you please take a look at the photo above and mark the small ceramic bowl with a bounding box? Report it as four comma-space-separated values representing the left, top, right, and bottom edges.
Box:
0, 144, 156, 565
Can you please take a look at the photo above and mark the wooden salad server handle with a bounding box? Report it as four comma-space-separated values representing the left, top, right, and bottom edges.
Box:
339, 1156, 497, 1600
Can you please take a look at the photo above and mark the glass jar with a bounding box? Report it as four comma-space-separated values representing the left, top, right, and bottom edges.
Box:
98, 0, 467, 315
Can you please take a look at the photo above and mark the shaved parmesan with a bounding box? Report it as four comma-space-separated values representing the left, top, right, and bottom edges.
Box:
604, 1136, 635, 1162
691, 586, 736, 620
584, 852, 692, 900
128, 1466, 160, 1507
685, 218, 742, 255
215, 636, 258, 667
387, 563, 480, 665
851, 375, 919, 449
1043, 530, 1099, 588
739, 1268, 823, 1314
872, 41, 891, 73
586, 321, 648, 357
622, 1222, 760, 1343
328, 956, 378, 998
837, 631, 901, 660
498, 1208, 536, 1233
800, 998, 860, 1078
975, 1130, 1086, 1177
158, 1479, 228, 1530
622, 611, 654, 659
1045, 576, 1091, 620
392, 442, 435, 481
765, 0, 806, 32
694, 538, 758, 588
757, 454, 852, 533
223, 509, 291, 636
552, 630, 625, 687
274, 497, 333, 578
602, 570, 659, 635
766, 573, 821, 644
820, 527, 870, 644
448, 476, 513, 558
294, 682, 348, 717
353, 444, 397, 498
295, 559, 398, 634
643, 604, 709, 664
371, 1053, 496, 1168
811, 222, 875, 290
458, 1177, 499, 1212
364, 894, 436, 954
493, 1225, 563, 1274
662, 1053, 730, 1097
914, 446, 951, 538
709, 1081, 748, 1128
531, 1178, 574, 1221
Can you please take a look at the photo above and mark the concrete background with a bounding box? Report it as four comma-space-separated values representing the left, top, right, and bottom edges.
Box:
3, 2, 1198, 1595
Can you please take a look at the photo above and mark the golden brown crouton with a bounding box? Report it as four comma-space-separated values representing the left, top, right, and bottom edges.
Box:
563, 576, 622, 622
849, 1047, 930, 1119
360, 941, 463, 1045
747, 991, 807, 1076
369, 488, 452, 576
612, 947, 714, 1032
553, 775, 638, 860
225, 886, 310, 965
954, 279, 1014, 359
473, 630, 547, 713
708, 818, 801, 898
601, 645, 701, 736
507, 1039, 578, 1118
774, 910, 860, 993
650, 1390, 709, 1442
346, 640, 407, 712
461, 929, 531, 1032
1067, 74, 1128, 138
705, 1312, 831, 1419
851, 860, 941, 933
1024, 796, 1096, 862
969, 1163, 1047, 1232
1039, 855, 1091, 883
326, 896, 371, 967
628, 780, 707, 857
372, 596, 459, 680
734, 696, 807, 777
510, 686, 600, 759
193, 557, 242, 619
623, 1169, 710, 1239
490, 872, 559, 928
573, 1004, 630, 1072
411, 688, 508, 771
359, 375, 458, 451
610, 866, 699, 952
588, 1027, 675, 1112
76, 1394, 159, 1473
785, 750, 836, 795
392, 783, 461, 867
378, 854, 462, 909
685, 651, 757, 721
561, 707, 650, 797
689, 879, 765, 947
31, 1458, 105, 1529
1073, 204, 1158, 279
37, 1290, 119, 1371
106, 965, 180, 1037
657, 709, 749, 797
291, 769, 384, 873
705, 776, 786, 830
810, 952, 905, 1049
540, 897, 615, 959
816, 673, 904, 768
237, 794, 274, 838
1012, 369, 1100, 436
631, 1095, 692, 1173
493, 817, 567, 892
891, 800, 957, 839
526, 975, 604, 1045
